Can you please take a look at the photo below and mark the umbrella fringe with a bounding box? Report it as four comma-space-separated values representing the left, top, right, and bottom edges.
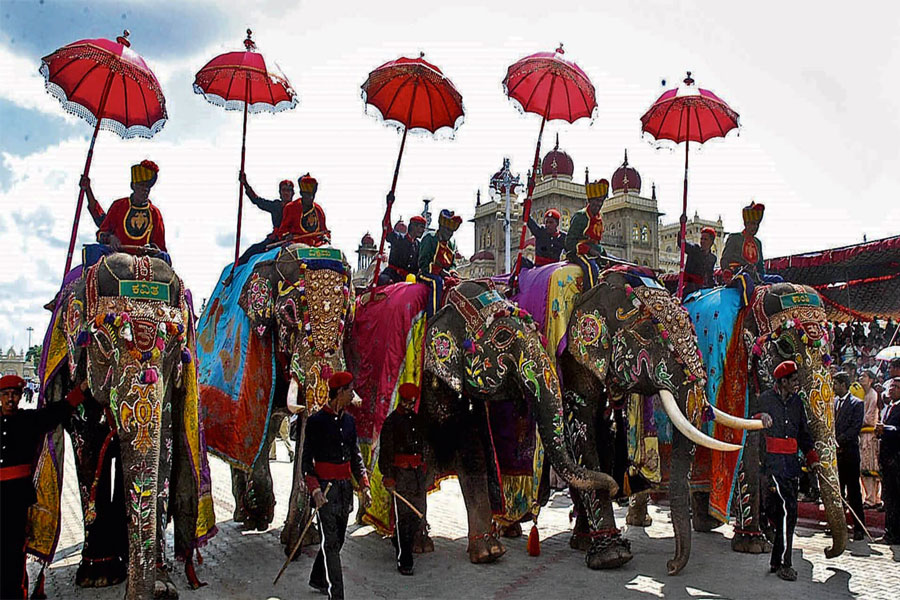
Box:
360, 98, 464, 140
192, 85, 299, 115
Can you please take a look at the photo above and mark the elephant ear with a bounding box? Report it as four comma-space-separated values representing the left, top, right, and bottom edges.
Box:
239, 261, 276, 337
424, 315, 463, 393
61, 280, 89, 379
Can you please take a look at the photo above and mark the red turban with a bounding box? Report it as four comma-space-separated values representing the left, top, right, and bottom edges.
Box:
701, 227, 717, 238
398, 383, 419, 400
0, 374, 25, 391
544, 209, 561, 221
773, 361, 798, 380
409, 215, 427, 226
328, 371, 353, 389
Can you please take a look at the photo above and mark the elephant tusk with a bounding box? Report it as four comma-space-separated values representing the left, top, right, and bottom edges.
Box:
711, 406, 765, 430
658, 389, 741, 452
287, 377, 304, 414
350, 391, 362, 409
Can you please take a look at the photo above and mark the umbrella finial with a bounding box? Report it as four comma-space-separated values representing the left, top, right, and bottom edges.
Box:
684, 71, 694, 86
556, 43, 565, 54
623, 149, 628, 166
116, 30, 131, 47
585, 166, 589, 185
554, 132, 559, 150
419, 51, 425, 58
244, 29, 257, 51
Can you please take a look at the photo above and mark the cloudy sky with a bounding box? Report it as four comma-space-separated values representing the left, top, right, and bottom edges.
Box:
1, 0, 899, 351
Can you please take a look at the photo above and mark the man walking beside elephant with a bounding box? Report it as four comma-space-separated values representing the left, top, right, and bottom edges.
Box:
833, 372, 866, 540
379, 382, 428, 576
756, 360, 821, 581
303, 371, 372, 599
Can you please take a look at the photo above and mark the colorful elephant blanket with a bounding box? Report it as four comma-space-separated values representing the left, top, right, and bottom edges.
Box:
29, 268, 216, 562
682, 286, 749, 523
197, 248, 280, 471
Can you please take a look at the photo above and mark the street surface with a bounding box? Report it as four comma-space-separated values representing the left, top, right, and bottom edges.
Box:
30, 437, 900, 599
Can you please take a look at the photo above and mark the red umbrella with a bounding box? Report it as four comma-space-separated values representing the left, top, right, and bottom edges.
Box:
361, 53, 464, 286
503, 45, 596, 286
193, 29, 298, 269
640, 71, 739, 298
40, 30, 167, 277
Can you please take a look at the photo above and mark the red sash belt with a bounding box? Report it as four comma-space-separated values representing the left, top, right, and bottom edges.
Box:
390, 266, 410, 278
534, 256, 556, 266
683, 272, 703, 285
0, 464, 32, 481
314, 461, 352, 480
393, 453, 424, 469
766, 437, 798, 455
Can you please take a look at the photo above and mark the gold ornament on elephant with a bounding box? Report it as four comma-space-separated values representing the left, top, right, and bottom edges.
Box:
120, 379, 162, 455
632, 287, 705, 381
304, 269, 348, 356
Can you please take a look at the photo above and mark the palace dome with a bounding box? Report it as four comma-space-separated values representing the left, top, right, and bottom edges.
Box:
611, 149, 641, 195
541, 134, 574, 179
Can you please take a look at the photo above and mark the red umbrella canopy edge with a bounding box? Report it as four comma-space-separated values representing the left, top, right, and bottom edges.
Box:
361, 53, 465, 136
640, 72, 740, 144
193, 30, 298, 114
39, 30, 167, 139
502, 45, 597, 124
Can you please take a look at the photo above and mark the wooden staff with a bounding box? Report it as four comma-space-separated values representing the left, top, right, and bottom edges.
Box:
391, 489, 424, 519
273, 482, 332, 585
814, 469, 875, 542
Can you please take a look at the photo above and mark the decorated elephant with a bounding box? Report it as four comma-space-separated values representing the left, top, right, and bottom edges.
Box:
31, 254, 216, 600
197, 244, 353, 554
640, 282, 847, 558
506, 264, 760, 574
348, 279, 618, 564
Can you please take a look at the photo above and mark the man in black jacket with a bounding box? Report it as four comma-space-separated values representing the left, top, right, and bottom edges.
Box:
1, 375, 85, 599
755, 360, 820, 581
833, 372, 866, 540
379, 383, 427, 575
379, 215, 427, 286
236, 173, 294, 266
303, 371, 371, 599
876, 376, 900, 545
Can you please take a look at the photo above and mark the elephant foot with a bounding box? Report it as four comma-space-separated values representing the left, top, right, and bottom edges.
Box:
233, 507, 247, 523
75, 556, 126, 588
413, 529, 435, 554
731, 532, 772, 554
626, 503, 652, 527
467, 533, 503, 564
497, 522, 522, 538
585, 533, 633, 570
569, 531, 592, 551
154, 565, 179, 599
692, 512, 722, 533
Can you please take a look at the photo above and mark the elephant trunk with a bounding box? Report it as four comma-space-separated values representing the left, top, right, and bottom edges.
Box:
531, 363, 619, 495
116, 376, 164, 600
817, 457, 848, 558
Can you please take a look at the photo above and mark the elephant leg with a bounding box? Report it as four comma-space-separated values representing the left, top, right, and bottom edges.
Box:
626, 490, 653, 527
563, 391, 632, 569
457, 409, 504, 564
730, 432, 771, 554
281, 414, 317, 555
569, 488, 592, 551
230, 467, 250, 523
76, 437, 128, 588
238, 420, 278, 532
690, 491, 722, 532
667, 429, 694, 575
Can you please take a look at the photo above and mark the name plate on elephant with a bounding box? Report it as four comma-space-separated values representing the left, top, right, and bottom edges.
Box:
295, 247, 342, 262
119, 280, 170, 302
778, 292, 821, 310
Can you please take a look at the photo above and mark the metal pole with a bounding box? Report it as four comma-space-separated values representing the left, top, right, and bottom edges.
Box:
676, 106, 691, 300
232, 76, 251, 272
505, 183, 511, 273
62, 69, 115, 279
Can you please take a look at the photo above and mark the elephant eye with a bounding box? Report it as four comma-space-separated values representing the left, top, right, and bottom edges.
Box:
773, 336, 795, 358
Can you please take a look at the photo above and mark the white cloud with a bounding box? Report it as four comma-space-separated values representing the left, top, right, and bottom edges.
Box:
0, 44, 78, 124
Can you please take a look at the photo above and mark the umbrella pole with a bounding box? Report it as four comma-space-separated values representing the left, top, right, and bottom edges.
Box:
371, 125, 408, 288
510, 114, 547, 288
371, 81, 418, 289
62, 70, 115, 279
676, 112, 691, 300
232, 77, 251, 272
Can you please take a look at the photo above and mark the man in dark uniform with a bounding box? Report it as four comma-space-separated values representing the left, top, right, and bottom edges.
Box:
527, 209, 566, 266
418, 209, 462, 319
833, 372, 866, 540
303, 371, 371, 599
379, 382, 427, 575
1, 375, 85, 599
274, 173, 330, 247
755, 360, 820, 581
379, 215, 427, 286
875, 376, 900, 545
681, 225, 718, 295
236, 173, 294, 265
565, 179, 609, 289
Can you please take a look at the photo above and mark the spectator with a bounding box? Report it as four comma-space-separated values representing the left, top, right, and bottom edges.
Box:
859, 369, 882, 508
833, 372, 866, 540
875, 376, 900, 545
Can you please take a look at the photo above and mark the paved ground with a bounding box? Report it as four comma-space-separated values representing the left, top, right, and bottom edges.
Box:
29, 437, 899, 599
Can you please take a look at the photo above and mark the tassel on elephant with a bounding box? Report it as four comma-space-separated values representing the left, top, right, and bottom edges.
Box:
34, 254, 215, 600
